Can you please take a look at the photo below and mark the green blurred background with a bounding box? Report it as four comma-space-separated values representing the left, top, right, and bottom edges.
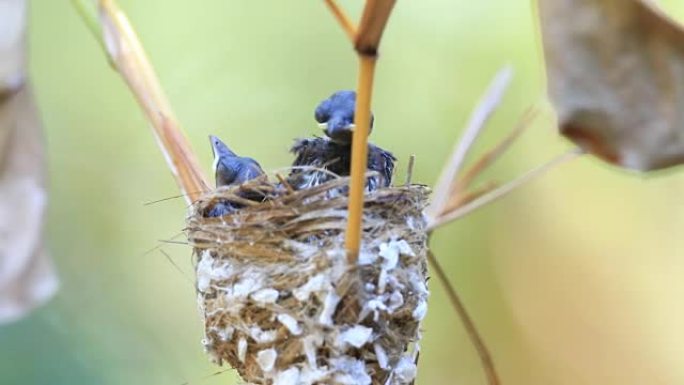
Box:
2, 0, 683, 384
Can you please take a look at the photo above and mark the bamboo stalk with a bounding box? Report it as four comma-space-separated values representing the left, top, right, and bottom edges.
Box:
345, 55, 377, 262
323, 0, 396, 263
354, 0, 396, 55
343, 0, 396, 263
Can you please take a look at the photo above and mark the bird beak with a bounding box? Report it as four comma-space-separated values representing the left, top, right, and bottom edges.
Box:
209, 135, 237, 157
209, 135, 218, 156
209, 135, 221, 157
317, 122, 355, 131
209, 135, 221, 172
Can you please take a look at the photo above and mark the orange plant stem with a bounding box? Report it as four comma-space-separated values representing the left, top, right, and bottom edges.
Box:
345, 55, 376, 263
323, 0, 357, 40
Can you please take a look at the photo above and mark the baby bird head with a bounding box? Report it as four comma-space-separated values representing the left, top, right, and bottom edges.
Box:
314, 90, 374, 144
209, 135, 264, 187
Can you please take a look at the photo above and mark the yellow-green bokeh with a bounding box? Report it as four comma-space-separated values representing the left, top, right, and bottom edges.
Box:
1, 1, 683, 384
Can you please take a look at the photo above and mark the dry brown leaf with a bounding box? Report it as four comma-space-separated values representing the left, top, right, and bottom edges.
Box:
0, 0, 58, 324
538, 0, 684, 171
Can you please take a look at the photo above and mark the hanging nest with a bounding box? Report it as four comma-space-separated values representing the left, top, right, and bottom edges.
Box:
186, 175, 431, 385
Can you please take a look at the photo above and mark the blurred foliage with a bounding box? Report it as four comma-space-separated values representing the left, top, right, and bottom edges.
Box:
0, 0, 682, 384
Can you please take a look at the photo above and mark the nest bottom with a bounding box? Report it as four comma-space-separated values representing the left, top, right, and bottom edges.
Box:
187, 178, 430, 385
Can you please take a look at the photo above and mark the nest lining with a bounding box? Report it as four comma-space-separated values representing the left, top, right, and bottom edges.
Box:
186, 175, 431, 385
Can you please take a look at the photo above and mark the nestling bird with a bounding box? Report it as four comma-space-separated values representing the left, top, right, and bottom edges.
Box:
205, 135, 265, 217
315, 90, 374, 144
289, 90, 394, 190
289, 138, 395, 191
210, 135, 264, 187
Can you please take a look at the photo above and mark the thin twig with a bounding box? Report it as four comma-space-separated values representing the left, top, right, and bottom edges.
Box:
426, 248, 500, 385
405, 154, 416, 186
429, 148, 584, 231
72, 0, 105, 50
426, 66, 513, 221
141, 232, 185, 257
275, 173, 295, 194
452, 106, 539, 195
143, 190, 210, 206
443, 106, 538, 211
323, 0, 357, 41
179, 368, 233, 385
159, 249, 194, 286
158, 239, 190, 246
445, 181, 498, 213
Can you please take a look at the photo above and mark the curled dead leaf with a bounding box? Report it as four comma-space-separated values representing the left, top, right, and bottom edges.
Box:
538, 0, 684, 171
0, 0, 57, 324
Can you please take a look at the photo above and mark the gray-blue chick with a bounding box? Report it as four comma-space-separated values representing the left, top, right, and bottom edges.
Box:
315, 90, 374, 144
210, 135, 264, 187
206, 135, 265, 218
289, 90, 393, 191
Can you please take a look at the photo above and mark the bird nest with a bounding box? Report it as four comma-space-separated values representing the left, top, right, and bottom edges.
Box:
186, 175, 431, 385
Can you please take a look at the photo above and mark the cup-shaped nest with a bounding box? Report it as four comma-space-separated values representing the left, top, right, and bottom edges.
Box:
186, 176, 430, 385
